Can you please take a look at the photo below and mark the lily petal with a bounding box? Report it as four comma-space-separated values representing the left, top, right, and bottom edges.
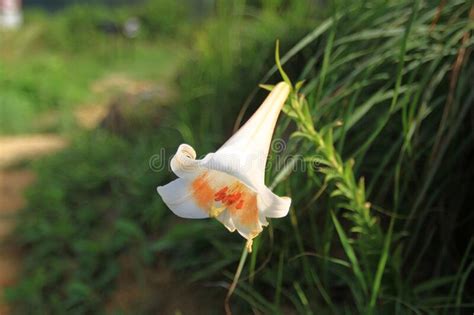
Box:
217, 209, 236, 232
157, 82, 292, 241
257, 186, 291, 218
170, 144, 201, 178
157, 177, 209, 219
216, 82, 291, 188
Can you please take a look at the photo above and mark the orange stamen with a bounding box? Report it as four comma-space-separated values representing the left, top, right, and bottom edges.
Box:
215, 186, 228, 196
225, 192, 242, 205
192, 173, 260, 233
214, 186, 229, 202
214, 193, 226, 202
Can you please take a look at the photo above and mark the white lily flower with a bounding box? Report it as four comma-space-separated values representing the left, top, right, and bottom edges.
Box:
157, 82, 291, 242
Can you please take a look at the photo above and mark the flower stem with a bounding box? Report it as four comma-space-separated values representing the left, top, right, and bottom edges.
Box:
225, 239, 251, 315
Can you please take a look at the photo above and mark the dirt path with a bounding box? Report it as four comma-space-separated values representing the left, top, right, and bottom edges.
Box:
0, 75, 174, 313
0, 135, 67, 313
0, 135, 67, 168
0, 123, 99, 312
0, 105, 121, 312
0, 170, 35, 314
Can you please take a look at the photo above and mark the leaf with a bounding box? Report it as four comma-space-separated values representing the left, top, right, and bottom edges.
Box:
331, 211, 368, 295
259, 84, 275, 91
369, 217, 395, 312
275, 40, 292, 87
115, 219, 144, 239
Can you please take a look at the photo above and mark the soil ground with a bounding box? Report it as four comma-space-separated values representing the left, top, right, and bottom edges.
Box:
0, 75, 118, 312
0, 139, 63, 313
0, 76, 210, 314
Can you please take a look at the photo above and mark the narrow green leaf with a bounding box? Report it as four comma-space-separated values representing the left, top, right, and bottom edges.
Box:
331, 211, 368, 294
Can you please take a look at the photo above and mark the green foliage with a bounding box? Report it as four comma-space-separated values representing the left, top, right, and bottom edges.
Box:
0, 1, 186, 135
175, 0, 314, 148
37, 1, 188, 51
41, 4, 117, 51
257, 0, 474, 313
0, 90, 35, 133
6, 130, 170, 313
5, 0, 474, 314
137, 0, 189, 38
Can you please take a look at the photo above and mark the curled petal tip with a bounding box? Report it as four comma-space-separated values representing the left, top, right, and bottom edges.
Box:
171, 143, 199, 177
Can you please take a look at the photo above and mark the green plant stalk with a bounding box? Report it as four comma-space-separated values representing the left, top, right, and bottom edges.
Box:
248, 235, 260, 284
349, 0, 420, 164
289, 207, 337, 313
331, 212, 368, 295
293, 105, 376, 237
285, 79, 384, 304
274, 250, 285, 312
368, 217, 395, 314
225, 240, 251, 315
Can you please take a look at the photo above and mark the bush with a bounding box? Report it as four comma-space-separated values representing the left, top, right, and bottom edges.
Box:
6, 130, 173, 313
7, 2, 316, 313
137, 0, 189, 38
0, 1, 186, 135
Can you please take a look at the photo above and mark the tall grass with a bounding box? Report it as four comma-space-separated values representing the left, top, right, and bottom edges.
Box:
239, 0, 473, 313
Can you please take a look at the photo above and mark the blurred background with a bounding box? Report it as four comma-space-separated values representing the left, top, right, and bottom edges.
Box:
0, 0, 473, 314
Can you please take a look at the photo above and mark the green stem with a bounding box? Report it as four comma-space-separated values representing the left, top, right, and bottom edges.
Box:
225, 240, 251, 315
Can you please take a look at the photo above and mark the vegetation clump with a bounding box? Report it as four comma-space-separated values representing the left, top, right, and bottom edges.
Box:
3, 0, 473, 314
